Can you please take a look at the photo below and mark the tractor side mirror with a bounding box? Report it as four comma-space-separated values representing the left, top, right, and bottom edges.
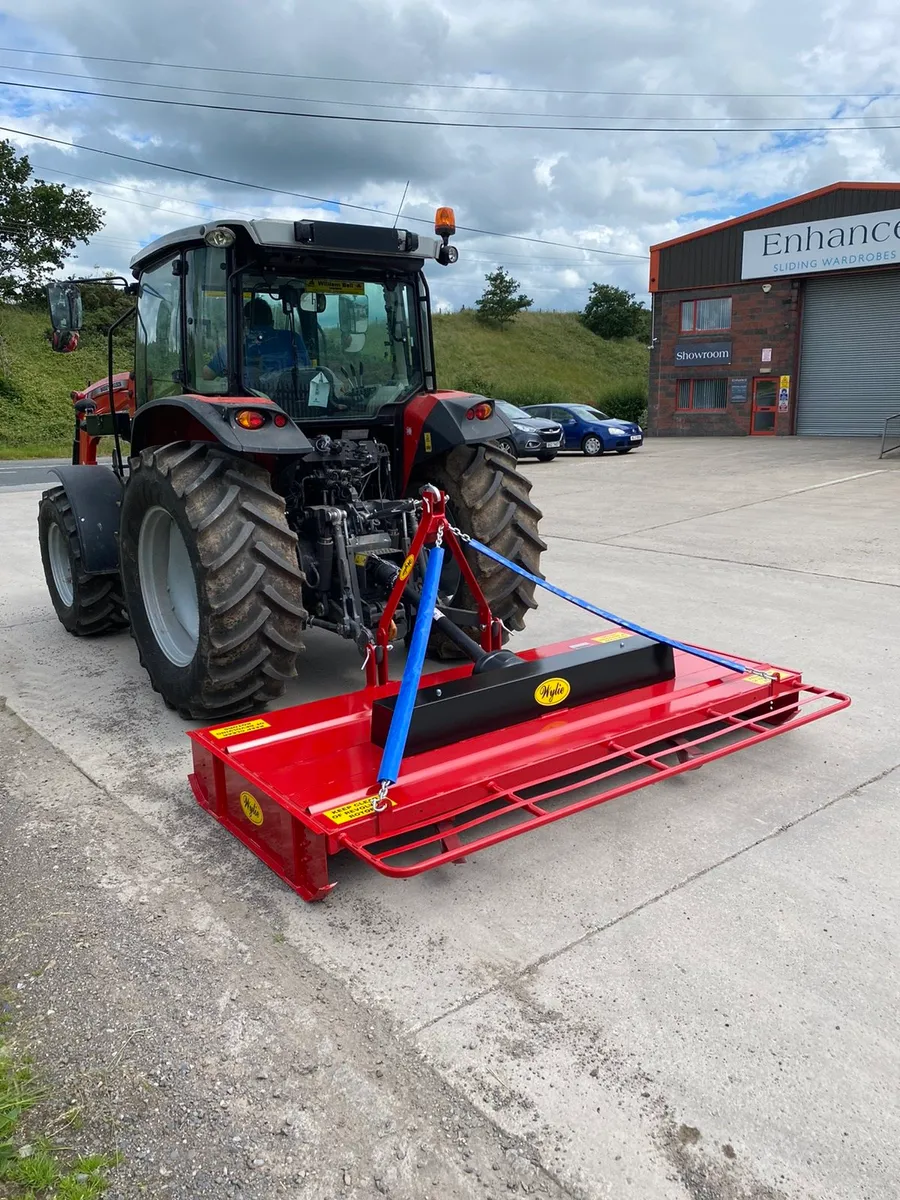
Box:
339, 293, 369, 336
299, 292, 327, 314
51, 330, 80, 354
47, 282, 84, 350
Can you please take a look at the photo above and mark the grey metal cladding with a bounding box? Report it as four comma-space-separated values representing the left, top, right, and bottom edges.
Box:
656, 188, 900, 291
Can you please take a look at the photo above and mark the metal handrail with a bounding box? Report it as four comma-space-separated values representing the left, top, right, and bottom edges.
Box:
880, 412, 900, 459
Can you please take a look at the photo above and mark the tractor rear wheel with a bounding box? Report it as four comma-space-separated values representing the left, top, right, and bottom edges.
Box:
118, 442, 306, 720
38, 486, 128, 636
411, 442, 546, 659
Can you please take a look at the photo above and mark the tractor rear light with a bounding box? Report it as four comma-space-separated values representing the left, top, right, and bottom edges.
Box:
474, 402, 493, 420
273, 413, 288, 428
466, 407, 475, 420
235, 409, 266, 430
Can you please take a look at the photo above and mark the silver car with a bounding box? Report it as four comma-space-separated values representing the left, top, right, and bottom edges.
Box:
493, 400, 564, 462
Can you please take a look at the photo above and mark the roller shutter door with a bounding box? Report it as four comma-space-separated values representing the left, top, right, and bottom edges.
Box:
797, 271, 900, 435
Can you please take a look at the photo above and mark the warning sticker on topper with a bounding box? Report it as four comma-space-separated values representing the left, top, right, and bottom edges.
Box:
210, 718, 271, 740
323, 794, 395, 825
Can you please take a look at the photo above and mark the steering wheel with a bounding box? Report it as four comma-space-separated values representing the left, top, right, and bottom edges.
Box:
260, 366, 348, 415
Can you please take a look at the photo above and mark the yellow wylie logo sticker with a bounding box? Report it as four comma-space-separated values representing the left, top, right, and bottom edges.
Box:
398, 555, 415, 581
534, 677, 571, 707
239, 791, 264, 826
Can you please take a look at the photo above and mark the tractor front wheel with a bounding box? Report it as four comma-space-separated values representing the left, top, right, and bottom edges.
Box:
411, 442, 546, 658
38, 487, 128, 636
119, 442, 306, 720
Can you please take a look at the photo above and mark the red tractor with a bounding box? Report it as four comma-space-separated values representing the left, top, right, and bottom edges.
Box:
40, 210, 544, 719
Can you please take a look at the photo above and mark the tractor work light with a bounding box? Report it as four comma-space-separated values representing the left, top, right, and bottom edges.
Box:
435, 207, 456, 237
204, 227, 236, 248
235, 409, 266, 430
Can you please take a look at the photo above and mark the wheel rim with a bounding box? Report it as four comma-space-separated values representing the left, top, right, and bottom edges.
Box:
47, 522, 74, 607
499, 439, 515, 456
584, 436, 602, 455
138, 506, 199, 667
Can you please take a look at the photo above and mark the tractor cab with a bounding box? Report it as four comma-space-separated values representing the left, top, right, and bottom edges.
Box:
125, 213, 458, 424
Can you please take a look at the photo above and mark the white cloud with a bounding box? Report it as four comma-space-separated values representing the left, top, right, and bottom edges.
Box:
3, 0, 899, 308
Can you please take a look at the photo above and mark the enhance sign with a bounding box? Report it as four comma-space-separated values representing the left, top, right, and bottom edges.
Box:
742, 207, 900, 280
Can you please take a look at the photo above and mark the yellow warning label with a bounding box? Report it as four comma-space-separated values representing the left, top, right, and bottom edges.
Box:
592, 630, 636, 644
323, 794, 393, 825
424, 432, 433, 453
354, 552, 367, 566
745, 669, 791, 685
398, 555, 415, 581
304, 278, 365, 295
534, 677, 571, 707
240, 791, 264, 826
210, 718, 271, 740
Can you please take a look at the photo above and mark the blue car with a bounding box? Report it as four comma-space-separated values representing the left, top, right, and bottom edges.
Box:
527, 403, 644, 457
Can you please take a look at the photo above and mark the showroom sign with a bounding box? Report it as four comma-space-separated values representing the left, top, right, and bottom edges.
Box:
674, 341, 732, 365
742, 207, 900, 279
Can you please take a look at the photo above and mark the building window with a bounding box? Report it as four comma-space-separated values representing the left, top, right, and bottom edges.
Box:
677, 379, 728, 411
680, 297, 732, 332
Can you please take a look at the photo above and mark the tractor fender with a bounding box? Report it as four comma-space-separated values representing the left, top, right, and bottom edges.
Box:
401, 391, 512, 486
130, 396, 313, 457
48, 465, 123, 575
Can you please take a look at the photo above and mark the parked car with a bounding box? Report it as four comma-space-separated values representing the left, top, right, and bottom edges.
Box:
493, 400, 564, 461
527, 403, 644, 456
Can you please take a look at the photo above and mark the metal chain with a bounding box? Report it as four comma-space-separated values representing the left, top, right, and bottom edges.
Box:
373, 779, 391, 813
449, 524, 470, 543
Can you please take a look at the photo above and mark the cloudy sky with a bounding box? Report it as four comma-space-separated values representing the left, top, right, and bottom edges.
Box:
2, 0, 899, 311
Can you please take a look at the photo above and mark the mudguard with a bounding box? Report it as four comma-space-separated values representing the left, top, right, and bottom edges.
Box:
48, 465, 122, 575
130, 396, 313, 456
402, 391, 513, 485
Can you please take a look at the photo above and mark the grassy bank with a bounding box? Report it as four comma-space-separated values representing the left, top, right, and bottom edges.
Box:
0, 305, 649, 458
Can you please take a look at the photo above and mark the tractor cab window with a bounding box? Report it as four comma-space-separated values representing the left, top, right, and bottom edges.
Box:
231, 274, 422, 418
135, 255, 184, 407
186, 246, 229, 395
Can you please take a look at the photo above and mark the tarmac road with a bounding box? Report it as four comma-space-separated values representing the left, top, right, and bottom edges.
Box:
1, 437, 899, 1199
0, 457, 70, 490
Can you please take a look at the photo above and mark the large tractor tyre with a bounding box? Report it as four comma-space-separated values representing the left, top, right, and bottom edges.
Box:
410, 442, 546, 659
38, 487, 128, 636
118, 442, 307, 720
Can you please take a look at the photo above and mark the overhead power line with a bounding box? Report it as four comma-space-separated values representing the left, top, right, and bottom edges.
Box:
5, 76, 897, 133
0, 44, 889, 100
0, 62, 886, 121
0, 124, 649, 261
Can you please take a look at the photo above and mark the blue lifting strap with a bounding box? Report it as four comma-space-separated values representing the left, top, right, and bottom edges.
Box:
377, 542, 446, 789
465, 536, 751, 677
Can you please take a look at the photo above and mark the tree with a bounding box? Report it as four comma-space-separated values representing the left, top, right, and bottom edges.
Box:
475, 267, 533, 329
0, 139, 104, 303
581, 283, 650, 341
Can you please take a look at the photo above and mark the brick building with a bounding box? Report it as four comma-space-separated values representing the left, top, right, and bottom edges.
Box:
647, 182, 900, 437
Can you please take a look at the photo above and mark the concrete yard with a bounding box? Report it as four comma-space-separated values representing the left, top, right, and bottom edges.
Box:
1, 437, 897, 1199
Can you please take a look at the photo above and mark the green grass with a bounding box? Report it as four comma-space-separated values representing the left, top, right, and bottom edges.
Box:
0, 1006, 119, 1198
433, 310, 649, 408
0, 304, 649, 458
0, 306, 130, 457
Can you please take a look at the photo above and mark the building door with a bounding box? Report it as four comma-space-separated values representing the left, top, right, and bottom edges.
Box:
751, 378, 777, 434
797, 271, 900, 435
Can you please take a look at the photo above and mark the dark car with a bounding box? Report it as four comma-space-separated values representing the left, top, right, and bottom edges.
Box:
493, 400, 564, 461
527, 403, 644, 456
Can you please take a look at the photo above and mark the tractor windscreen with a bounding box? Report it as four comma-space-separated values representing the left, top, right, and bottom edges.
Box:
237, 274, 423, 417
